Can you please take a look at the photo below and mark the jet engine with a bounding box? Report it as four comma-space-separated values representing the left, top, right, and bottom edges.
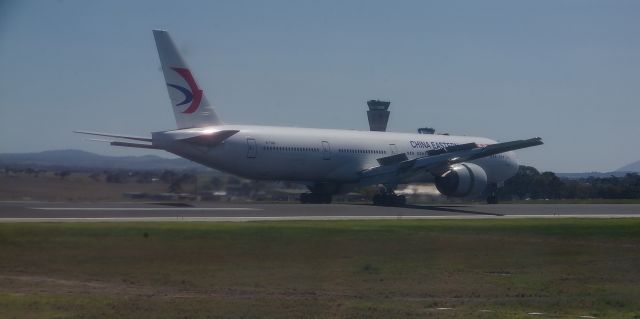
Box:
435, 163, 488, 198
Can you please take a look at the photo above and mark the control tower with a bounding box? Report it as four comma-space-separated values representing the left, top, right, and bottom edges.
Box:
366, 100, 391, 131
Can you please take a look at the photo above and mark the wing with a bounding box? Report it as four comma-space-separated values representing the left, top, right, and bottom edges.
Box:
358, 137, 543, 186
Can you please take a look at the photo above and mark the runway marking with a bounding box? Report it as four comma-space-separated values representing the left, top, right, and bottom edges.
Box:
2, 214, 640, 222
30, 207, 262, 211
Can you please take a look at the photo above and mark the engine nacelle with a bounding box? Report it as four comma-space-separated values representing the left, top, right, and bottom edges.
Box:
435, 163, 488, 198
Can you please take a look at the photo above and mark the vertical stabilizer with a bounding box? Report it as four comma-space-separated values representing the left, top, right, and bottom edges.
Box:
153, 30, 222, 128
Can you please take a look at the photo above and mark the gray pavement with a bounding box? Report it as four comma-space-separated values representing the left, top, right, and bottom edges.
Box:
1, 201, 640, 221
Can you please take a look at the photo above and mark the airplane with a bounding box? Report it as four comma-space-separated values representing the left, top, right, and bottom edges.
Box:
76, 30, 543, 205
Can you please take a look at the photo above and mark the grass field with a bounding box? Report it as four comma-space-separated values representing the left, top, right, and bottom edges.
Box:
1, 219, 640, 318
0, 173, 171, 201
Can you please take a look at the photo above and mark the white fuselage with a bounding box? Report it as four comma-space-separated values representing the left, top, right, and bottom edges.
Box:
153, 125, 519, 190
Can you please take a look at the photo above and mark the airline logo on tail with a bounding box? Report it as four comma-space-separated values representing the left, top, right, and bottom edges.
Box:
166, 67, 202, 114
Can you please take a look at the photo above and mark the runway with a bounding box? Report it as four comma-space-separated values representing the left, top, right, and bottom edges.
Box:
1, 201, 640, 221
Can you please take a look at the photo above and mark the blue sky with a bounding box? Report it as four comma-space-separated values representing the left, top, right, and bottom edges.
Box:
1, 0, 639, 172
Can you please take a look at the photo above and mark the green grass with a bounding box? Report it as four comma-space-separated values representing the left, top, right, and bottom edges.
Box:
1, 219, 640, 318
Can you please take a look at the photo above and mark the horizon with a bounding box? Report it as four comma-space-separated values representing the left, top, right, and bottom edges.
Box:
1, 1, 639, 173
2, 148, 638, 174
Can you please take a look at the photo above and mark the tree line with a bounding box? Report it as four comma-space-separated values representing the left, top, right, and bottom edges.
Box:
498, 166, 640, 200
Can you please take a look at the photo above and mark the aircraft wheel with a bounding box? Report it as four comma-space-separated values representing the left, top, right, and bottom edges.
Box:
373, 194, 383, 206
486, 195, 498, 204
394, 195, 406, 206
373, 194, 406, 207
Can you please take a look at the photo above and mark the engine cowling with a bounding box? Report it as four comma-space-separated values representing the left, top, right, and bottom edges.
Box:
435, 163, 488, 198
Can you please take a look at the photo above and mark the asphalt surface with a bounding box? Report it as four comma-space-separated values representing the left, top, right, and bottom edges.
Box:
1, 201, 640, 221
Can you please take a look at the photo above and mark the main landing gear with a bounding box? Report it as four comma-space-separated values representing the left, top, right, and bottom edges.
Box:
486, 182, 499, 204
300, 193, 332, 204
372, 192, 406, 206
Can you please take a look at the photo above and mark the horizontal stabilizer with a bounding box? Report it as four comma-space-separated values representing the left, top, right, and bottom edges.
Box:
179, 130, 239, 146
110, 141, 161, 149
74, 131, 151, 142
86, 138, 112, 143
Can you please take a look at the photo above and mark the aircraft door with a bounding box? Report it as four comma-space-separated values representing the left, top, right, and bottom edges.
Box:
388, 144, 399, 155
321, 141, 331, 160
247, 138, 257, 158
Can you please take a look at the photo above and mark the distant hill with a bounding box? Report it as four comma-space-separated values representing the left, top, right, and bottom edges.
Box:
554, 160, 640, 179
556, 171, 634, 179
0, 150, 205, 171
617, 160, 640, 173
